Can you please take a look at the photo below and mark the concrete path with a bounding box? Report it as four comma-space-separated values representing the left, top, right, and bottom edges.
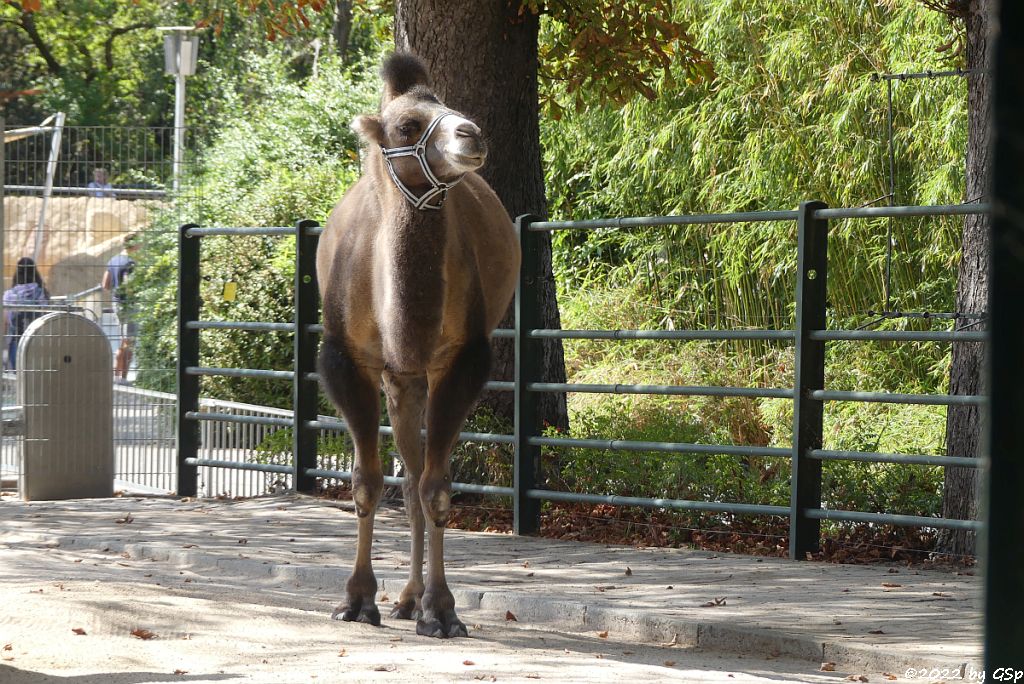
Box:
0, 493, 982, 682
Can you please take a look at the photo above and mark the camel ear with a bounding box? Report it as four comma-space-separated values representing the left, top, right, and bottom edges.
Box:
351, 115, 384, 144
380, 52, 429, 103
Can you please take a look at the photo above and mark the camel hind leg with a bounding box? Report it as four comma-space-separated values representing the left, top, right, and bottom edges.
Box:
382, 372, 428, 621
319, 335, 384, 626
419, 336, 491, 638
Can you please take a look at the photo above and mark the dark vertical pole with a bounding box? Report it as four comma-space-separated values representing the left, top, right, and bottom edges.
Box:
293, 219, 320, 494
985, 0, 1024, 669
790, 201, 828, 559
1, 113, 5, 404
514, 214, 542, 535
885, 77, 896, 313
176, 223, 200, 497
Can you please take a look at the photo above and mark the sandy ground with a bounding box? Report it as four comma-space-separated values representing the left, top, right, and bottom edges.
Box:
0, 494, 977, 683
1, 552, 849, 684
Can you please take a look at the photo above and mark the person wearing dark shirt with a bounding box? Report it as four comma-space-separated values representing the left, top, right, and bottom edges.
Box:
3, 257, 49, 370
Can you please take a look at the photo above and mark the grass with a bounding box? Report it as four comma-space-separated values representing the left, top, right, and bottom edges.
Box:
547, 279, 949, 530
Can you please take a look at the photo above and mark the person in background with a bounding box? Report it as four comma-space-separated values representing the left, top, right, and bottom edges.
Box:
103, 236, 138, 382
88, 167, 115, 198
2, 257, 50, 370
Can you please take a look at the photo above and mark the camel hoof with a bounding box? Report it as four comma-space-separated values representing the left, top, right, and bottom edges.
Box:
390, 601, 422, 621
332, 602, 381, 626
416, 612, 468, 639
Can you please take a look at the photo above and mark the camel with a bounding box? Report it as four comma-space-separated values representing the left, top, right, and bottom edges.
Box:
316, 53, 521, 639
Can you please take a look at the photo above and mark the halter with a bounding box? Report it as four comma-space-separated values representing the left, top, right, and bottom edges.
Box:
380, 112, 466, 211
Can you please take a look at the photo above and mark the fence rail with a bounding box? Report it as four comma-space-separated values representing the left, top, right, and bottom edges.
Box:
176, 201, 989, 559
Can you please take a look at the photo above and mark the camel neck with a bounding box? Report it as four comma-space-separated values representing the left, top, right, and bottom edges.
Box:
377, 178, 449, 371
366, 149, 449, 257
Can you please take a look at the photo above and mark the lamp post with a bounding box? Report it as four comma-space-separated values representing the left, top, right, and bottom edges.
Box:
159, 27, 199, 194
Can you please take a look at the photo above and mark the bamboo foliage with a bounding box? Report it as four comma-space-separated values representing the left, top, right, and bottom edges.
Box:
541, 0, 967, 332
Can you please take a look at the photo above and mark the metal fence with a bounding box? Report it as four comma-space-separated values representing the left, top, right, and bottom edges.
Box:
2, 120, 183, 496
0, 372, 320, 498
176, 201, 988, 560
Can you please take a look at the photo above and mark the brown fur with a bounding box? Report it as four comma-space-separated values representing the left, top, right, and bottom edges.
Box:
316, 53, 520, 638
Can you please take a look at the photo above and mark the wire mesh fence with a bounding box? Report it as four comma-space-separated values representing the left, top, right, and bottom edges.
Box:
2, 119, 181, 495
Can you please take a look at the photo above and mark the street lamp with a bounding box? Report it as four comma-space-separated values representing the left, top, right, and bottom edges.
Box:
158, 26, 200, 194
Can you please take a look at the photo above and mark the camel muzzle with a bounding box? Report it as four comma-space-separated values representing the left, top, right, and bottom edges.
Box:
380, 112, 468, 211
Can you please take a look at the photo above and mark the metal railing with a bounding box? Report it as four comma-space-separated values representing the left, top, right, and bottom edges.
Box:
0, 375, 315, 498
176, 201, 989, 559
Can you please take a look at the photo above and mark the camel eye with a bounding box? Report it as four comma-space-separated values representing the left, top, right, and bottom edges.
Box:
397, 120, 421, 137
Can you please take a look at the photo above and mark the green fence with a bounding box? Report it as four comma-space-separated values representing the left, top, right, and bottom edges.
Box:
175, 200, 988, 560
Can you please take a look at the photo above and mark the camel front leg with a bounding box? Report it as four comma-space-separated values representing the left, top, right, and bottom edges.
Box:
319, 336, 384, 626
382, 372, 428, 621
418, 338, 491, 639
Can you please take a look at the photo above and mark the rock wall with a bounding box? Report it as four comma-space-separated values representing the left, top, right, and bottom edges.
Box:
2, 196, 154, 299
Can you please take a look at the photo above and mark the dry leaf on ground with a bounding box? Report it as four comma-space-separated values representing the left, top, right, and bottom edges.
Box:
131, 628, 157, 640
821, 662, 837, 672
597, 631, 608, 638
71, 628, 86, 635
505, 611, 517, 622
463, 660, 475, 666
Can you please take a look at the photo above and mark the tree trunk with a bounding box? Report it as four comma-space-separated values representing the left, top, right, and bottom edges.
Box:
394, 0, 569, 431
332, 0, 352, 61
938, 0, 992, 558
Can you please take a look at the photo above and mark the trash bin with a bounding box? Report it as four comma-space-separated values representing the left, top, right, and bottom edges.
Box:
18, 312, 113, 500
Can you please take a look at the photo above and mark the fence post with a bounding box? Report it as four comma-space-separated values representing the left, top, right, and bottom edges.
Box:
293, 219, 320, 494
177, 223, 200, 497
514, 214, 543, 535
790, 200, 828, 559
985, 0, 1024, 666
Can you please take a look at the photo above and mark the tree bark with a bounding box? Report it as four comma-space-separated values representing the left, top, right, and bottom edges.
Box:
394, 0, 569, 430
938, 0, 992, 557
332, 0, 351, 61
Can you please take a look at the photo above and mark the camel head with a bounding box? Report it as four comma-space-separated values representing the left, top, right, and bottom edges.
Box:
352, 53, 486, 210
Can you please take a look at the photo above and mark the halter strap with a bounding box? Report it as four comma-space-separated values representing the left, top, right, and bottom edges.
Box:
380, 112, 466, 211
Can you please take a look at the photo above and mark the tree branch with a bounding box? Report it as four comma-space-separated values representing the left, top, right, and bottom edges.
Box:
70, 40, 98, 82
12, 3, 63, 75
104, 22, 154, 71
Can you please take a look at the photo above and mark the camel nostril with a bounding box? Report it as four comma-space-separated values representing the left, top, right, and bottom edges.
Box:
454, 123, 480, 139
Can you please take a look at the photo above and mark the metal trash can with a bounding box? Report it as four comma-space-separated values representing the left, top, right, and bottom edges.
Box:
18, 312, 113, 500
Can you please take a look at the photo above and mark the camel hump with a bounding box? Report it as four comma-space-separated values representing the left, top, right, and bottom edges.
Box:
381, 53, 430, 102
